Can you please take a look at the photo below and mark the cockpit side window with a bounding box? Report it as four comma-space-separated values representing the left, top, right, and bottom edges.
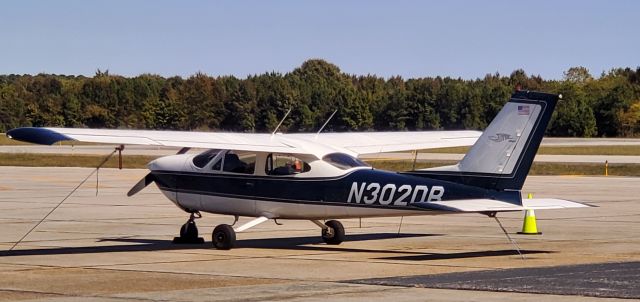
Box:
209, 151, 256, 174
265, 154, 311, 176
192, 149, 220, 168
222, 152, 256, 174
322, 153, 370, 170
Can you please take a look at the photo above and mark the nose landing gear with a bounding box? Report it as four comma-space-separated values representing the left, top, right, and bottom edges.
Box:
173, 212, 205, 244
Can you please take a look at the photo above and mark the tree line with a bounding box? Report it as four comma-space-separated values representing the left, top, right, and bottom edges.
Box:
1, 60, 639, 137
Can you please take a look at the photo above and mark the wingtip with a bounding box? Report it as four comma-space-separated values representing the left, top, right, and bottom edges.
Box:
5, 127, 72, 145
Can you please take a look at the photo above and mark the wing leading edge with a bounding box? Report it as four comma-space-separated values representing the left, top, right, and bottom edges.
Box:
6, 127, 481, 158
6, 127, 300, 154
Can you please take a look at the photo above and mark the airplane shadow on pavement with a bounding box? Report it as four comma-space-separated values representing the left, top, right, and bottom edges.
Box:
0, 233, 551, 260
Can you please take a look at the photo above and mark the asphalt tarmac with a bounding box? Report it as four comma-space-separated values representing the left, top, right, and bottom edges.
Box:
1, 167, 639, 301
351, 261, 640, 299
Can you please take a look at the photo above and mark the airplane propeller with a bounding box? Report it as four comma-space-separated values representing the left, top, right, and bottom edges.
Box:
127, 173, 156, 197
127, 147, 189, 197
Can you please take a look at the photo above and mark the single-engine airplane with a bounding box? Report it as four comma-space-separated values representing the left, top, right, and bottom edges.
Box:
7, 91, 588, 250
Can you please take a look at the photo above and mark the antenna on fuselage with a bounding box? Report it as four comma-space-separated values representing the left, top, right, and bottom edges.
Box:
315, 109, 338, 139
271, 108, 292, 137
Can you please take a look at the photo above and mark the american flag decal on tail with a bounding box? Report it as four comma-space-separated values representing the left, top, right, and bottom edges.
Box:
517, 105, 530, 115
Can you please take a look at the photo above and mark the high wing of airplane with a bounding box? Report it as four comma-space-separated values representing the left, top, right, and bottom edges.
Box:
6, 127, 481, 158
7, 90, 589, 250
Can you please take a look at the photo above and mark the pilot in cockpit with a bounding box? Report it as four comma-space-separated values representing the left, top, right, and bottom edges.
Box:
272, 161, 295, 175
293, 160, 302, 173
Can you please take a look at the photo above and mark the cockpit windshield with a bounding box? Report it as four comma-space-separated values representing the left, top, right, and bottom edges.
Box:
322, 153, 370, 170
192, 149, 221, 168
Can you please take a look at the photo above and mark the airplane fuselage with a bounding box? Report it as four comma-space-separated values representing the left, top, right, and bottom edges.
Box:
152, 166, 499, 219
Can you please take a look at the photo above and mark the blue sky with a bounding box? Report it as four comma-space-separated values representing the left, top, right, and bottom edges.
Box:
1, 0, 638, 79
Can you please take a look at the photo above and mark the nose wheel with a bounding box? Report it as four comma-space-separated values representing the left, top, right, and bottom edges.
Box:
173, 212, 205, 244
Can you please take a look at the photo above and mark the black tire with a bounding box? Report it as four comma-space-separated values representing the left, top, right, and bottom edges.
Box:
180, 220, 198, 239
321, 220, 345, 245
212, 224, 236, 250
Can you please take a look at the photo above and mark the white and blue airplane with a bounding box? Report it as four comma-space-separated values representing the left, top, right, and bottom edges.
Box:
7, 91, 588, 249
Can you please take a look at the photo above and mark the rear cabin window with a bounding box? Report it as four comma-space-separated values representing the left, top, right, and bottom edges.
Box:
265, 154, 311, 175
192, 149, 221, 168
322, 153, 369, 170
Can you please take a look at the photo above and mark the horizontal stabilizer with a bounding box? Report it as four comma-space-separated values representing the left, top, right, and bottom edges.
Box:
412, 198, 591, 213
521, 198, 593, 210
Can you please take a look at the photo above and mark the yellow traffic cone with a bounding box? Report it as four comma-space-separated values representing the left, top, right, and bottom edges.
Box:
518, 209, 542, 235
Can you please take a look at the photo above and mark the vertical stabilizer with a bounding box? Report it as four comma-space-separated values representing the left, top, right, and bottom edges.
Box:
412, 91, 559, 190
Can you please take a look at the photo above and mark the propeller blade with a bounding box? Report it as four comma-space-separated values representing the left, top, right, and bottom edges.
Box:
127, 173, 156, 197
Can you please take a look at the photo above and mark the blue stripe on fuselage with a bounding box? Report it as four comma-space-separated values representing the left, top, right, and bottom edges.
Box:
151, 169, 494, 210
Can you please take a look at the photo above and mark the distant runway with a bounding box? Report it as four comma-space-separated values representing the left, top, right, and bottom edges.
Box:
541, 137, 640, 146
0, 167, 639, 301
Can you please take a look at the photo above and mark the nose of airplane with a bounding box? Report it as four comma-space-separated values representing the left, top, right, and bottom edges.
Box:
147, 155, 188, 171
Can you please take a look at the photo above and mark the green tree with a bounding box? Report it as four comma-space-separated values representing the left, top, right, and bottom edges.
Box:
254, 72, 295, 132
618, 101, 640, 137
180, 73, 224, 130
590, 70, 637, 136
549, 81, 597, 137
220, 76, 257, 131
564, 66, 593, 84
1, 61, 640, 138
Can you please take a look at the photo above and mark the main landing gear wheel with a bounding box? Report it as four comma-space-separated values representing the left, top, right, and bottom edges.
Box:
212, 224, 236, 250
173, 212, 205, 244
321, 220, 345, 245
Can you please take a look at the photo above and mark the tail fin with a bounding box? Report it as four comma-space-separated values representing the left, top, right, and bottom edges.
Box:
409, 91, 559, 191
